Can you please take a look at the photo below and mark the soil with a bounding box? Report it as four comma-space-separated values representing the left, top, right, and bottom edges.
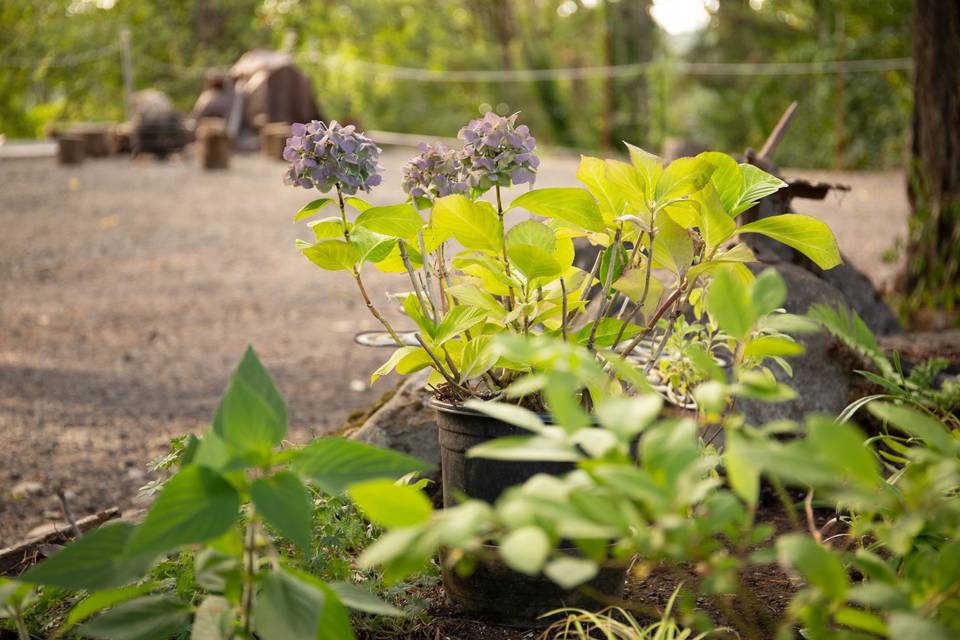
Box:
0, 149, 909, 548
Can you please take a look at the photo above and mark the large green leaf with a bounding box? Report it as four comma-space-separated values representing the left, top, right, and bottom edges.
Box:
807, 418, 878, 489
371, 346, 419, 383
624, 142, 664, 199
349, 479, 433, 527
706, 267, 757, 340
326, 582, 404, 616
695, 184, 736, 251
509, 188, 605, 233
738, 214, 842, 270
79, 596, 190, 640
867, 402, 958, 455
734, 164, 788, 215
349, 225, 397, 264
213, 346, 287, 458
508, 244, 562, 284
191, 595, 232, 640
725, 433, 759, 507
355, 203, 424, 239
505, 219, 556, 253
302, 239, 359, 271
500, 526, 550, 575
292, 437, 430, 494
776, 534, 848, 600
577, 155, 625, 221
432, 194, 502, 252
655, 156, 714, 201
251, 471, 313, 553
699, 151, 742, 214
464, 399, 546, 433
127, 466, 240, 555
543, 557, 598, 590
293, 198, 332, 222
22, 523, 154, 590
307, 216, 347, 240
651, 215, 693, 275
751, 268, 787, 315
459, 335, 498, 382
254, 571, 327, 640
62, 583, 158, 634
432, 305, 489, 346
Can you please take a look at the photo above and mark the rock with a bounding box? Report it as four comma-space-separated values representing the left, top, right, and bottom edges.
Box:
817, 262, 902, 335
879, 330, 960, 368
348, 370, 440, 470
10, 480, 44, 500
736, 262, 854, 425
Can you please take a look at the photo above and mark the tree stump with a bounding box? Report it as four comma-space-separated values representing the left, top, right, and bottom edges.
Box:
57, 135, 85, 165
196, 118, 230, 170
260, 122, 290, 161
69, 125, 113, 158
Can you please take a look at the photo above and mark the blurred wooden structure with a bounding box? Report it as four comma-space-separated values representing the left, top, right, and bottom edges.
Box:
260, 122, 290, 160
196, 118, 230, 170
56, 135, 85, 165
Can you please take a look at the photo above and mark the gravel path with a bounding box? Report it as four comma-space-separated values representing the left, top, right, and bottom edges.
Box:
0, 149, 909, 544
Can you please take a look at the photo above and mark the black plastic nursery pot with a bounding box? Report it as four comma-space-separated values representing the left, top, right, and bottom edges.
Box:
432, 398, 628, 626
432, 398, 572, 506
441, 547, 628, 628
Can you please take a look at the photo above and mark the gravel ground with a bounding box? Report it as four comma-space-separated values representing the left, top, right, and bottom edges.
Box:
0, 147, 909, 544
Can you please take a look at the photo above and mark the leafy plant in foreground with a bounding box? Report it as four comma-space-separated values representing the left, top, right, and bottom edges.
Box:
7, 347, 432, 640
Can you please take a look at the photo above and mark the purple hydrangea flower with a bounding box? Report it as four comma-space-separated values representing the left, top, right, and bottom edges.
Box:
401, 142, 468, 201
283, 120, 383, 195
458, 111, 539, 192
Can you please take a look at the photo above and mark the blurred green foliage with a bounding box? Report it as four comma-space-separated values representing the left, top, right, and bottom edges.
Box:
1, 0, 911, 169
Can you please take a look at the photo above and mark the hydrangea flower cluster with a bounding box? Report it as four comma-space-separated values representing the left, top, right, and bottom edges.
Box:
283, 120, 383, 195
400, 142, 468, 201
458, 111, 539, 191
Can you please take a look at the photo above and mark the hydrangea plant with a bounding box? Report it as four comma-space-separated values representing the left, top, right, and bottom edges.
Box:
288, 115, 842, 410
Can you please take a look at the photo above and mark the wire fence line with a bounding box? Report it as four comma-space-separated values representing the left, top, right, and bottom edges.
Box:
2, 40, 912, 80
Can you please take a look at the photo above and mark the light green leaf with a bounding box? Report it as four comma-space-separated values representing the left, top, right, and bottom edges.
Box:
725, 433, 759, 507
302, 239, 360, 271
776, 534, 848, 600
501, 526, 550, 575
595, 396, 663, 439
355, 203, 424, 239
624, 142, 664, 199
63, 582, 158, 632
127, 466, 240, 555
612, 267, 663, 313
508, 244, 562, 284
696, 183, 736, 251
743, 336, 804, 358
738, 214, 842, 270
79, 595, 190, 640
506, 219, 556, 253
699, 151, 742, 214
734, 164, 788, 215
577, 155, 625, 221
345, 196, 372, 212
448, 284, 507, 321
543, 557, 598, 590
468, 435, 580, 462
463, 399, 545, 433
460, 335, 498, 382
887, 613, 956, 640
867, 402, 957, 455
292, 437, 430, 494
251, 471, 313, 553
751, 268, 787, 315
22, 523, 154, 591
191, 595, 232, 640
706, 268, 756, 340
371, 346, 419, 383
655, 156, 714, 201
509, 188, 605, 233
433, 305, 489, 346
326, 582, 404, 617
307, 216, 347, 240
349, 225, 397, 264
432, 194, 502, 252
808, 418, 879, 488
651, 215, 693, 275
294, 198, 332, 222
349, 479, 433, 527
605, 159, 650, 225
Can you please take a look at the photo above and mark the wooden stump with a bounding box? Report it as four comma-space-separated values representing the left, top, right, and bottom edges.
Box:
57, 135, 85, 165
68, 125, 113, 158
196, 118, 230, 170
260, 122, 290, 161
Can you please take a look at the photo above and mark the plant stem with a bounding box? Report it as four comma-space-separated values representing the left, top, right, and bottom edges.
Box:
586, 226, 622, 352
643, 313, 676, 375
612, 230, 655, 350
241, 517, 257, 638
13, 607, 29, 640
414, 334, 470, 395
417, 229, 439, 317
560, 277, 568, 342
620, 286, 683, 358
333, 183, 403, 345
495, 185, 516, 311
399, 240, 434, 322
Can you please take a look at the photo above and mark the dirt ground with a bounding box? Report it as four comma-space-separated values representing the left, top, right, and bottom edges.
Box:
0, 147, 909, 545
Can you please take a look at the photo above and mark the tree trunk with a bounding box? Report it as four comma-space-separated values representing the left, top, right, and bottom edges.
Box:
907, 0, 960, 322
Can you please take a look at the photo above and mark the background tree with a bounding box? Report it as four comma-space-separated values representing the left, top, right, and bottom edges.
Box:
905, 0, 960, 325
